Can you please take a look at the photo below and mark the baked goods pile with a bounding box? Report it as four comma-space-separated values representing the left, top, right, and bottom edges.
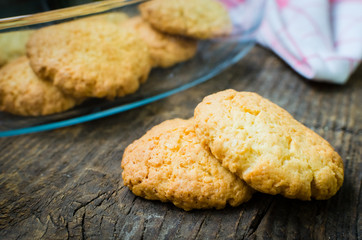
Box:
122, 90, 344, 210
0, 0, 231, 116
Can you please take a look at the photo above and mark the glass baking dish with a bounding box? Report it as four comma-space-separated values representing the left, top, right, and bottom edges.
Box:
0, 0, 265, 137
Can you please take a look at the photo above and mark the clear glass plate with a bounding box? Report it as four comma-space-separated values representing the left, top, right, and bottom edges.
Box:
0, 0, 265, 137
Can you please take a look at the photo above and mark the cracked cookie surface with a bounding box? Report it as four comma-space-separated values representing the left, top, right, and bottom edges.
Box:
0, 56, 81, 116
139, 0, 232, 39
194, 90, 344, 200
27, 19, 151, 99
123, 17, 198, 68
121, 118, 253, 211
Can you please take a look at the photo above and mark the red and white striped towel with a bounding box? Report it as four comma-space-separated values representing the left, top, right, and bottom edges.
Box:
225, 0, 362, 84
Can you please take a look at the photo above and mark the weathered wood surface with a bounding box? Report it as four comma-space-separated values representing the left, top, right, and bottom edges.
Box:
0, 47, 361, 239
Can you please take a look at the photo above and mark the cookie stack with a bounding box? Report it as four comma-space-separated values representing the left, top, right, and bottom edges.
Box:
121, 90, 344, 211
0, 0, 231, 116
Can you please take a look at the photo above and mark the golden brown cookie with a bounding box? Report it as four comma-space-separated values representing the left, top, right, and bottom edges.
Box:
0, 30, 34, 67
27, 19, 152, 99
139, 0, 232, 39
194, 90, 344, 200
0, 57, 81, 116
122, 16, 198, 68
121, 118, 253, 211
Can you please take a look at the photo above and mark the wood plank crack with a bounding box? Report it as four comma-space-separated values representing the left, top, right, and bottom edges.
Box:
246, 199, 274, 239
81, 211, 86, 240
72, 192, 108, 216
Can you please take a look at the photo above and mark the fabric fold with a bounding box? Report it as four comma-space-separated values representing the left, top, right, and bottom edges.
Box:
224, 0, 362, 84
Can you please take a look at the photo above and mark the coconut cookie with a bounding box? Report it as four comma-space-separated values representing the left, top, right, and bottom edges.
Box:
0, 30, 34, 67
194, 90, 344, 200
121, 118, 253, 211
27, 20, 152, 99
0, 57, 81, 116
122, 17, 198, 68
139, 0, 232, 39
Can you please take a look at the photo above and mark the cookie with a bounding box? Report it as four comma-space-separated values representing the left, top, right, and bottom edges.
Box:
0, 57, 81, 116
121, 118, 253, 211
122, 17, 198, 68
80, 12, 129, 24
139, 0, 232, 39
194, 90, 344, 200
27, 19, 152, 99
0, 30, 34, 66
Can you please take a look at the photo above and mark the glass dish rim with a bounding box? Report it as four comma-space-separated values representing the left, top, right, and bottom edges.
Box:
0, 0, 146, 31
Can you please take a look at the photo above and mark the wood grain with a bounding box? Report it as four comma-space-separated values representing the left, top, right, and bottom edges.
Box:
0, 47, 361, 239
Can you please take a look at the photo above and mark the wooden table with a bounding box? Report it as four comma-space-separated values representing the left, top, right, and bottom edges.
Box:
0, 47, 361, 239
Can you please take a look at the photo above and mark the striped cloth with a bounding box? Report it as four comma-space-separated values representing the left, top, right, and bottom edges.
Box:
223, 0, 362, 84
